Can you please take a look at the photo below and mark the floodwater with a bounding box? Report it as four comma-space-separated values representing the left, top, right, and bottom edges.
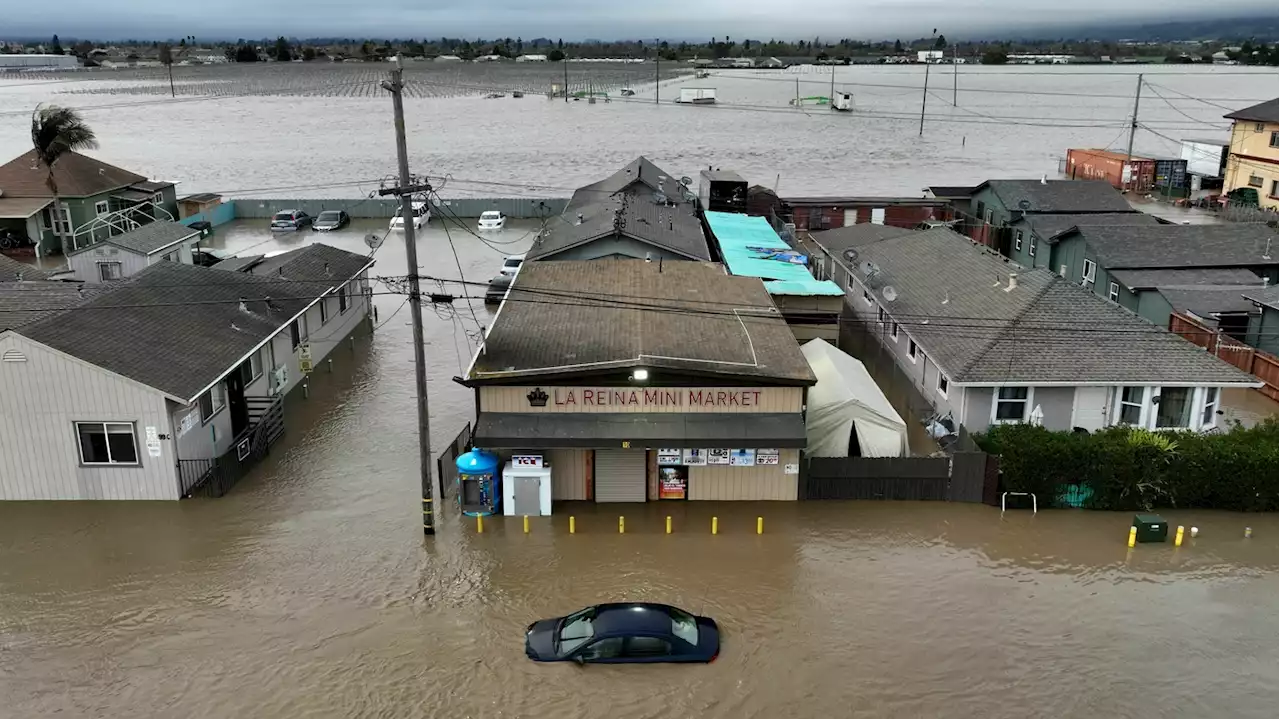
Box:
0, 64, 1276, 197
2, 217, 1278, 718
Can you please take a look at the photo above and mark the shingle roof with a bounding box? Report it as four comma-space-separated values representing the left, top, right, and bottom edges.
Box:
1224, 98, 1278, 124
20, 251, 370, 400
567, 156, 682, 212
211, 254, 266, 273
0, 254, 51, 282
928, 186, 976, 198
978, 179, 1135, 214
847, 228, 1255, 385
1158, 285, 1262, 317
1012, 212, 1159, 243
1242, 286, 1279, 311
470, 259, 815, 384
1074, 224, 1277, 270
809, 224, 912, 258
245, 243, 372, 283
1108, 267, 1264, 291
0, 281, 109, 331
529, 193, 710, 261
0, 150, 146, 198
68, 221, 200, 257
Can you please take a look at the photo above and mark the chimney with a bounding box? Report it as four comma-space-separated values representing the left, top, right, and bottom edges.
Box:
1264, 277, 1271, 287
238, 296, 249, 312
1040, 174, 1047, 185
1004, 272, 1018, 292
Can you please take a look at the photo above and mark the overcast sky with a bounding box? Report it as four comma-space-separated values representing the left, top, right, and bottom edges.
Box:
3, 0, 1269, 41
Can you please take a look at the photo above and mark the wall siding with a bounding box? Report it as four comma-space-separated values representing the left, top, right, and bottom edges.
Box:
479, 386, 803, 413
0, 334, 178, 500
538, 235, 699, 262
69, 245, 148, 283
1036, 387, 1075, 430
687, 449, 798, 500
546, 448, 590, 500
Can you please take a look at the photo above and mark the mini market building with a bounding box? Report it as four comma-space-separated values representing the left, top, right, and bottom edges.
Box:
460, 258, 816, 504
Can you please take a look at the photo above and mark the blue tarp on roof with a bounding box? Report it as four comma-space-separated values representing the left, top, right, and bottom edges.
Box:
704, 211, 844, 296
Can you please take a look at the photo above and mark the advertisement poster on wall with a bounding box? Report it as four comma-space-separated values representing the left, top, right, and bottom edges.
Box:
756, 449, 780, 465
706, 449, 731, 465
682, 449, 707, 466
658, 466, 688, 499
730, 449, 756, 467
657, 449, 682, 466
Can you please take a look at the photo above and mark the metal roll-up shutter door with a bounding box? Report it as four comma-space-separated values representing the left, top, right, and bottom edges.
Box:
593, 450, 647, 502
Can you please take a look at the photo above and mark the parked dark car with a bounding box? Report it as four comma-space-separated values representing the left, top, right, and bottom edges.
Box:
485, 274, 512, 305
525, 603, 720, 664
312, 210, 350, 232
191, 247, 233, 267
270, 209, 312, 231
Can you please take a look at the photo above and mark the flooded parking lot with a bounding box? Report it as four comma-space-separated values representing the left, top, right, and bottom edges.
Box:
2, 215, 1277, 718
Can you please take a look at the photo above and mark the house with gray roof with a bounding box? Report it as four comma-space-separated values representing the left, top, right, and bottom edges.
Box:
529, 157, 711, 263
0, 245, 374, 500
807, 226, 1258, 434
958, 178, 1141, 256
65, 221, 203, 283
1242, 286, 1279, 356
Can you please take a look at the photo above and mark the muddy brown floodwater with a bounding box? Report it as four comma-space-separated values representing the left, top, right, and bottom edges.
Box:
2, 219, 1278, 718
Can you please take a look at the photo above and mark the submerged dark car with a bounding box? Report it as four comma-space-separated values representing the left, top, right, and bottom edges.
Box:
312, 210, 350, 231
485, 274, 512, 305
525, 603, 719, 664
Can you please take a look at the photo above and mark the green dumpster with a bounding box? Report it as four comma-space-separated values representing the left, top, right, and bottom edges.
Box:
1132, 514, 1168, 543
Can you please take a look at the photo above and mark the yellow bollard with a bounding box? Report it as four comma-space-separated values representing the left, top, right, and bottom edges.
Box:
712, 516, 719, 535
619, 516, 625, 534
477, 515, 483, 534
665, 516, 672, 534
1127, 526, 1136, 548
1245, 527, 1253, 538
757, 517, 764, 535
523, 515, 530, 534
1175, 525, 1184, 547
569, 516, 576, 534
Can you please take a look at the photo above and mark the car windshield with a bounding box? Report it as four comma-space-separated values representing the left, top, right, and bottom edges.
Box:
318, 211, 342, 221
556, 607, 596, 655
503, 258, 521, 268
482, 212, 501, 220
669, 607, 699, 645
272, 212, 292, 221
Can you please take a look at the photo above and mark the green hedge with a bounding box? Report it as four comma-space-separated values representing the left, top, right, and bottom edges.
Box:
976, 419, 1278, 512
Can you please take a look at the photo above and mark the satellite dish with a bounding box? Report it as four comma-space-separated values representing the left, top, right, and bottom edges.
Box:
680, 176, 693, 186
1017, 199, 1032, 210
842, 248, 859, 264
681, 188, 697, 202
882, 285, 898, 302
364, 233, 384, 250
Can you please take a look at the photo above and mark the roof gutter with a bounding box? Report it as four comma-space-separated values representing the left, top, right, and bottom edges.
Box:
182, 257, 375, 404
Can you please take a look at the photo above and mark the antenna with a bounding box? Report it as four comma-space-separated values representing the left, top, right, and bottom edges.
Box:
881, 286, 898, 303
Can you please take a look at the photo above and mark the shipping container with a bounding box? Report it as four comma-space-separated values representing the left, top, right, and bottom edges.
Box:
1065, 148, 1155, 191
1152, 158, 1189, 191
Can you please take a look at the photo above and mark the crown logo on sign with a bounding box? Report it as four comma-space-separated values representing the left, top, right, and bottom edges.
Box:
527, 388, 549, 407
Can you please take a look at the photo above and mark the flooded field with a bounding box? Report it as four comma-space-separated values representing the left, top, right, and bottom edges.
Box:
1, 64, 1275, 198
2, 217, 1277, 718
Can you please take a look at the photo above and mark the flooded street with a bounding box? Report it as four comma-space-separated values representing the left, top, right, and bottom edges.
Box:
2, 216, 1278, 717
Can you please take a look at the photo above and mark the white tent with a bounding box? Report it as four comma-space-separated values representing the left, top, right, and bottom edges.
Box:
801, 338, 909, 458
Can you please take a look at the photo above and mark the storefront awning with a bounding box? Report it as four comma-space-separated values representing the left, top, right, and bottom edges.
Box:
473, 412, 808, 448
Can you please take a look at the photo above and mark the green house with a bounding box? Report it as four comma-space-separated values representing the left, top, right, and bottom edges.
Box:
963, 179, 1137, 256
1243, 287, 1279, 356
0, 150, 178, 258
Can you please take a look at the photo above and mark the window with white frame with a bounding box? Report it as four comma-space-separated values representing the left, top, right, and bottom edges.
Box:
1014, 230, 1023, 251
1082, 259, 1096, 283
1154, 387, 1193, 428
994, 387, 1030, 421
239, 350, 263, 385
846, 272, 855, 292
890, 322, 899, 340
1248, 174, 1264, 188
1254, 122, 1266, 133
908, 339, 919, 362
877, 306, 886, 325
1028, 238, 1036, 258
862, 290, 873, 305
1058, 264, 1067, 278
48, 204, 71, 235
320, 297, 329, 324
199, 382, 226, 422
291, 315, 309, 349
984, 208, 994, 224
1201, 387, 1218, 427
76, 422, 139, 465
1118, 386, 1144, 425
937, 373, 949, 397
1108, 282, 1119, 302
338, 285, 349, 313
98, 262, 122, 281
94, 200, 109, 216
152, 192, 164, 206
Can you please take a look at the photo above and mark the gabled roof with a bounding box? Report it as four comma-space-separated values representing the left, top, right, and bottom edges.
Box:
0, 150, 146, 198
1159, 285, 1262, 317
809, 224, 912, 257
0, 281, 109, 331
469, 259, 815, 384
20, 252, 371, 401
1011, 212, 1159, 243
0, 254, 51, 282
68, 221, 200, 257
567, 156, 685, 212
1108, 267, 1264, 291
845, 228, 1255, 386
976, 179, 1135, 214
211, 254, 267, 273
1072, 224, 1276, 270
529, 193, 710, 262
928, 185, 976, 199
1224, 98, 1278, 124
242, 243, 373, 283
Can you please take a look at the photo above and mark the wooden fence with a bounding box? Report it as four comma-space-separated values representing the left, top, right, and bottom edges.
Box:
435, 422, 472, 501
800, 451, 996, 502
1169, 312, 1279, 400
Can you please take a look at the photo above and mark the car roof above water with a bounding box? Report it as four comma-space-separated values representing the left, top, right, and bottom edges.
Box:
591, 603, 676, 635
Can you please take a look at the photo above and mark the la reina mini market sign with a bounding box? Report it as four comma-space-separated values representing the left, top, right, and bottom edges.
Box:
527, 387, 766, 409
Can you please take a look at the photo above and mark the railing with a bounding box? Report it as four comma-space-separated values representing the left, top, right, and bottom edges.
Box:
1169, 312, 1279, 400
178, 395, 286, 498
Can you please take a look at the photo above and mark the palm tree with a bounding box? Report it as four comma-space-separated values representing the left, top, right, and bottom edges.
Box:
30, 104, 97, 256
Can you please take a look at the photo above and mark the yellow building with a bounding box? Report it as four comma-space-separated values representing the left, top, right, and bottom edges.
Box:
1223, 98, 1279, 210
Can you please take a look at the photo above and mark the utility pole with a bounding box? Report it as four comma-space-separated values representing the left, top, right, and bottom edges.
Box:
563, 57, 569, 103
655, 42, 660, 105
1124, 73, 1143, 191
952, 43, 958, 105
380, 54, 436, 536
829, 65, 835, 107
